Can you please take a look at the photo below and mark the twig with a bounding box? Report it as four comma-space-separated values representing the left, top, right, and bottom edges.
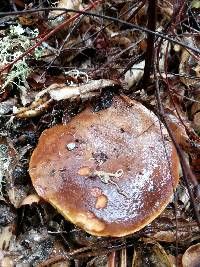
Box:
0, 1, 102, 73
153, 64, 200, 230
39, 14, 84, 81
0, 8, 200, 55
143, 0, 157, 87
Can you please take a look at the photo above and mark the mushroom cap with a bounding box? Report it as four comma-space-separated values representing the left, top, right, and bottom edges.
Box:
29, 96, 179, 237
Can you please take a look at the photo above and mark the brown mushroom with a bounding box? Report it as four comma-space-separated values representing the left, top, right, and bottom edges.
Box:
29, 95, 179, 237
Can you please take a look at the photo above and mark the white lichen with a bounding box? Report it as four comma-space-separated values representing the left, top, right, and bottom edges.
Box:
0, 24, 44, 93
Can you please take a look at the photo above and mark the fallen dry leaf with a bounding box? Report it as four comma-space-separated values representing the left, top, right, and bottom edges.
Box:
132, 239, 172, 267
19, 194, 40, 207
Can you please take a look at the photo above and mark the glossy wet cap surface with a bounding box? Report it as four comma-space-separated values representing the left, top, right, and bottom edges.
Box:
29, 96, 179, 237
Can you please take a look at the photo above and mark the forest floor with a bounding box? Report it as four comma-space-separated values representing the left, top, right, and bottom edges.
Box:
0, 0, 200, 266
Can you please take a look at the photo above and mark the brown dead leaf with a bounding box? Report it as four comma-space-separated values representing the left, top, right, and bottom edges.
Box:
179, 41, 200, 88
191, 156, 200, 181
132, 239, 172, 267
146, 216, 199, 244
165, 110, 192, 152
191, 94, 200, 116
18, 15, 38, 26
190, 93, 200, 134
19, 194, 40, 207
193, 112, 200, 133
14, 0, 24, 8
7, 185, 29, 209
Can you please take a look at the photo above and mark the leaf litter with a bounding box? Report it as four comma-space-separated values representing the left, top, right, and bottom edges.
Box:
0, 0, 200, 266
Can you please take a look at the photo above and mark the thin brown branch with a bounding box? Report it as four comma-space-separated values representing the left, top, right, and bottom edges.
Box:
0, 8, 200, 55
0, 0, 102, 73
143, 0, 157, 88
153, 65, 200, 229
